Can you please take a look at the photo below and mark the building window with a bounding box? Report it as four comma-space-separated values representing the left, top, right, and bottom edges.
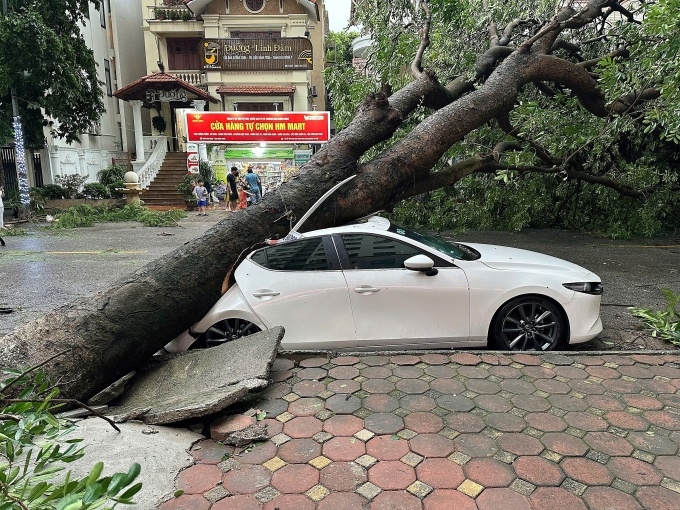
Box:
104, 59, 112, 97
100, 2, 106, 28
167, 38, 202, 70
244, 0, 265, 14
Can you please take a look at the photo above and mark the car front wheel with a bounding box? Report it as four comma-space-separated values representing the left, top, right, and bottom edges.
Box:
195, 318, 262, 348
492, 297, 566, 351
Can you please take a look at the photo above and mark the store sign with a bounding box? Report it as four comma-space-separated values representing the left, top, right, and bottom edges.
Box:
185, 111, 330, 143
186, 143, 199, 173
145, 88, 188, 103
294, 150, 312, 167
201, 38, 313, 71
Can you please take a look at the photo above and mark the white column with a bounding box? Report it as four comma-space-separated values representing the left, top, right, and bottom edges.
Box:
48, 147, 59, 184
77, 149, 86, 176
192, 100, 208, 161
131, 100, 145, 163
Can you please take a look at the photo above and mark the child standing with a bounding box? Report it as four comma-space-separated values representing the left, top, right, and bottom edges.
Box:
193, 180, 209, 216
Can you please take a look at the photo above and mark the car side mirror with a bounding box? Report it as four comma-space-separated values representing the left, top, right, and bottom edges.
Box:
404, 255, 438, 276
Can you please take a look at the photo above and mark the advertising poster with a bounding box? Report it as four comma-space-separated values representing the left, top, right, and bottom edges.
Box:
185, 111, 331, 144
186, 143, 199, 173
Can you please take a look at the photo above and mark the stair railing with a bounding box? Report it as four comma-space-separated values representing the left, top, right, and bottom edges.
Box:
136, 136, 168, 189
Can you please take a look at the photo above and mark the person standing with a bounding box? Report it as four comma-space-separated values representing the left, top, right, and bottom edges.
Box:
193, 180, 209, 216
244, 168, 262, 205
0, 186, 5, 246
227, 167, 240, 212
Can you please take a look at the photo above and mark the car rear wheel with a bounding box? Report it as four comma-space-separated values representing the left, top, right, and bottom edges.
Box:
198, 318, 261, 348
492, 297, 566, 351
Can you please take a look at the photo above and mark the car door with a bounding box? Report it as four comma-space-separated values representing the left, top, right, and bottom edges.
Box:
336, 233, 470, 349
235, 235, 357, 350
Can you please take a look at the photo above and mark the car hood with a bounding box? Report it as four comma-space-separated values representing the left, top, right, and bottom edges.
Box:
461, 243, 597, 279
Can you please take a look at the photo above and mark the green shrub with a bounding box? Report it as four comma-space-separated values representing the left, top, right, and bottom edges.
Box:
38, 184, 66, 200
82, 182, 110, 199
97, 164, 128, 186
55, 174, 88, 199
107, 181, 125, 199
0, 367, 142, 508
48, 204, 187, 228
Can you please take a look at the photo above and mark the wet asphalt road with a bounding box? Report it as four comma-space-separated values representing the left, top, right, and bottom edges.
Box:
0, 213, 678, 350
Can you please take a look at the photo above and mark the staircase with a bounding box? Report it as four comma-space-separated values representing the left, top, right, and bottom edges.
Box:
141, 152, 188, 207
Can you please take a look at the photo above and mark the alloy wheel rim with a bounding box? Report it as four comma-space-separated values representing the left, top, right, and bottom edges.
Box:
501, 302, 558, 351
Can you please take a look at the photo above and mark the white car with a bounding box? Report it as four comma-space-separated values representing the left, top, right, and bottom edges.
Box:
167, 215, 603, 353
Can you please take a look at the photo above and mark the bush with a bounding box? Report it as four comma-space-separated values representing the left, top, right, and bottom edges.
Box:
55, 174, 88, 199
107, 180, 125, 199
0, 367, 142, 508
82, 182, 110, 199
98, 164, 128, 186
32, 184, 65, 200
48, 204, 187, 228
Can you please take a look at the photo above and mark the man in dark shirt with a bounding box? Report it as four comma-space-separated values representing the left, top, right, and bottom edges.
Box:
226, 166, 240, 212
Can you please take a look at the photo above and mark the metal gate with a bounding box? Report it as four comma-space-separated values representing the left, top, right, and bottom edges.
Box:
1, 147, 18, 194
32, 151, 44, 187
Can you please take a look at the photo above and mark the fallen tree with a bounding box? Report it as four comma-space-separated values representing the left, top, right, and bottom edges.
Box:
0, 0, 673, 400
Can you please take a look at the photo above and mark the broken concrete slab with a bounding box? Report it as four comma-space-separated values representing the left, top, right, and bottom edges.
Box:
105, 327, 284, 425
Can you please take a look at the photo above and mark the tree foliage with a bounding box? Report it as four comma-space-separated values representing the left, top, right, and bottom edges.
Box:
329, 0, 680, 237
0, 0, 105, 145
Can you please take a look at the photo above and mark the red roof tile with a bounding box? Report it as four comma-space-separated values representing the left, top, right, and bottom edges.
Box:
114, 72, 219, 104
216, 85, 296, 95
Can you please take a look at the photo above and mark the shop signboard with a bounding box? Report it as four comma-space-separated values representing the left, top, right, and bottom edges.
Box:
294, 150, 312, 168
186, 143, 199, 173
186, 111, 330, 143
201, 38, 313, 71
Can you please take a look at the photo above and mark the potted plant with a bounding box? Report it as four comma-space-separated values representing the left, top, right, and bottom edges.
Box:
152, 115, 167, 134
153, 7, 168, 20
177, 173, 198, 210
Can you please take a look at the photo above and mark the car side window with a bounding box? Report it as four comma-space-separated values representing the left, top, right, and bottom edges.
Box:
340, 234, 421, 270
250, 237, 331, 271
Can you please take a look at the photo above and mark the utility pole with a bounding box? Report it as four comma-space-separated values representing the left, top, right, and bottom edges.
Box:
1, 0, 31, 219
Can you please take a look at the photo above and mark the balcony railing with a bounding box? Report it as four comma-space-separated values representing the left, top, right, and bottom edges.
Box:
170, 71, 207, 91
148, 1, 195, 21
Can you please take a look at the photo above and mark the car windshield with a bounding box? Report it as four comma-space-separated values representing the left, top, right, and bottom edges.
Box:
388, 223, 479, 261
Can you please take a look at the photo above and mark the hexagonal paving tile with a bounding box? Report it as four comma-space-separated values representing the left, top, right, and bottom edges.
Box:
513, 456, 565, 486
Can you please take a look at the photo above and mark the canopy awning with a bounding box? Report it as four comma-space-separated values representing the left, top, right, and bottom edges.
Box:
114, 72, 219, 108
216, 85, 296, 95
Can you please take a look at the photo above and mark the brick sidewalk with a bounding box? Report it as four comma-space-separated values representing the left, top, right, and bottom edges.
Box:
158, 352, 680, 509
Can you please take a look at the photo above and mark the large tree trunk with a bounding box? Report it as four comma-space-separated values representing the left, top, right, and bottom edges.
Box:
0, 0, 654, 400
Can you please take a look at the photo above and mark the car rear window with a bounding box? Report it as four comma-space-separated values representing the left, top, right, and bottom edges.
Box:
250, 237, 330, 271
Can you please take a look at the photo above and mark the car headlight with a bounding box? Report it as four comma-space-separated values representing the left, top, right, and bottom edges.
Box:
563, 282, 603, 295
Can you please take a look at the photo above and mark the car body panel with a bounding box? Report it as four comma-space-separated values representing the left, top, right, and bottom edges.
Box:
235, 258, 357, 350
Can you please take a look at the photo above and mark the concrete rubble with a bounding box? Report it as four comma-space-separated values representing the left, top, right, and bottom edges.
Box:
104, 327, 284, 425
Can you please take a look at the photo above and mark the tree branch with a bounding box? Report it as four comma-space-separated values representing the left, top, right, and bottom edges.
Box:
1, 398, 121, 432
410, 0, 432, 77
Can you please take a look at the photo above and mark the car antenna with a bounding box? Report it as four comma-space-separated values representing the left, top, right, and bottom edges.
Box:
274, 175, 357, 243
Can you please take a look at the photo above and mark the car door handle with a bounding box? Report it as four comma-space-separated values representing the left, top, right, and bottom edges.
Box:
252, 290, 280, 298
353, 286, 380, 294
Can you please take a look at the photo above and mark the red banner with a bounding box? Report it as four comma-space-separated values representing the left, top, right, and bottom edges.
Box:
185, 111, 330, 143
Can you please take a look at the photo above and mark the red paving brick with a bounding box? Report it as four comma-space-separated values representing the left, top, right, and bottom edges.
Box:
485, 412, 526, 432
538, 432, 589, 456
364, 394, 400, 413
607, 457, 664, 485
327, 379, 361, 393
190, 439, 234, 464
328, 365, 360, 379
605, 411, 650, 431
277, 438, 321, 464
369, 461, 417, 490
221, 464, 271, 494
176, 464, 222, 494
424, 490, 478, 510
371, 491, 424, 510
316, 492, 366, 510
409, 433, 456, 458
561, 457, 614, 485
322, 414, 364, 436
513, 456, 565, 486
476, 487, 532, 510
367, 436, 411, 461
444, 412, 486, 433
404, 412, 444, 433
283, 416, 323, 438
263, 494, 315, 510
391, 354, 421, 365
645, 410, 680, 429
270, 463, 319, 493
583, 487, 643, 510
322, 436, 366, 461
236, 440, 278, 464
450, 352, 482, 365
211, 495, 262, 510
287, 397, 325, 416
654, 455, 680, 480
464, 457, 516, 487
622, 394, 664, 410
320, 461, 367, 491
400, 394, 437, 412
525, 412, 568, 432
416, 458, 465, 488
497, 433, 544, 456
157, 494, 211, 510
530, 487, 588, 510
635, 486, 680, 510
292, 380, 326, 397
584, 431, 634, 456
